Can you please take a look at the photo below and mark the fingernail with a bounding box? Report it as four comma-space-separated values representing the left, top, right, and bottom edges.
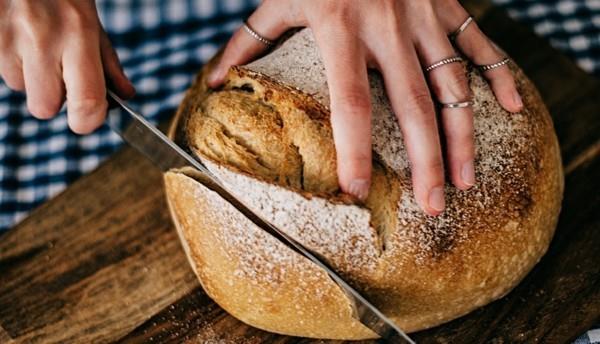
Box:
428, 186, 445, 213
348, 179, 370, 201
513, 91, 523, 110
461, 160, 476, 187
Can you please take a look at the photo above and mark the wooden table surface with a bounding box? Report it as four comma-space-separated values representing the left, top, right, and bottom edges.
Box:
1, 2, 599, 343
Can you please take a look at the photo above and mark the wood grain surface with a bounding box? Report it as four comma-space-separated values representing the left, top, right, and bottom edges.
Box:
1, 2, 599, 343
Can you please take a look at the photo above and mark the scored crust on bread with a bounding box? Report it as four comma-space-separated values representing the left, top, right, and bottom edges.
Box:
164, 29, 564, 339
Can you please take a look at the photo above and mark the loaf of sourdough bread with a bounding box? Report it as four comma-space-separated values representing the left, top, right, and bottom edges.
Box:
164, 29, 563, 339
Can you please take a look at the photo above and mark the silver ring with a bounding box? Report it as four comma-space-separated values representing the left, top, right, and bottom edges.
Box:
242, 21, 275, 47
449, 16, 474, 41
425, 56, 464, 73
441, 100, 473, 109
477, 57, 510, 72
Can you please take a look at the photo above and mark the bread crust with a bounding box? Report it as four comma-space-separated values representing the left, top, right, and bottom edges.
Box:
164, 29, 563, 338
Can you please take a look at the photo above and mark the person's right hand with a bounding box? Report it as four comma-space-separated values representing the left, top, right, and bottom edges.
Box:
0, 0, 135, 134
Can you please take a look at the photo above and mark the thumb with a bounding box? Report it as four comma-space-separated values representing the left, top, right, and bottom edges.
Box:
207, 1, 291, 88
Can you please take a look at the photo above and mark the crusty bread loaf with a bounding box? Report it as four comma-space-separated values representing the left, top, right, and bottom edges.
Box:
164, 29, 564, 340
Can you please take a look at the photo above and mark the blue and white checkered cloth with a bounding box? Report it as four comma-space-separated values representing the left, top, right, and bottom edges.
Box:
494, 0, 600, 75
0, 0, 598, 342
1, 0, 599, 230
577, 329, 600, 344
0, 0, 260, 229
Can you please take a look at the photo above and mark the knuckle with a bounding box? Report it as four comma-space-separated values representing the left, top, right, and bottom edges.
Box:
15, 19, 48, 51
430, 158, 445, 174
420, 156, 444, 176
431, 66, 470, 101
0, 64, 25, 91
61, 3, 98, 34
338, 151, 372, 183
446, 69, 471, 100
15, 19, 56, 53
447, 127, 474, 147
12, 4, 54, 49
411, 1, 436, 23
12, 2, 35, 27
3, 77, 25, 91
261, 0, 279, 11
381, 0, 398, 9
68, 100, 107, 135
0, 32, 11, 50
68, 98, 107, 117
28, 99, 61, 119
29, 32, 52, 51
342, 151, 372, 168
410, 155, 444, 188
223, 35, 245, 62
404, 88, 434, 115
444, 123, 474, 157
456, 146, 475, 162
316, 2, 356, 29
490, 67, 516, 84
321, 1, 350, 17
334, 90, 372, 116
69, 121, 98, 135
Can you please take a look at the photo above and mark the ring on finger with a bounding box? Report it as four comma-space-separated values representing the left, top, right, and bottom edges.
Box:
242, 20, 275, 47
441, 100, 473, 109
477, 57, 510, 72
449, 16, 474, 41
425, 56, 464, 73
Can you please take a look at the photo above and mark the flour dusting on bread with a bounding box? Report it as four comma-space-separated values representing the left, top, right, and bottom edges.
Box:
164, 28, 563, 337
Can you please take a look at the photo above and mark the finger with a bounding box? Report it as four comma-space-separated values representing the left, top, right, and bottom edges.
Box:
312, 26, 372, 201
0, 11, 24, 91
207, 1, 293, 87
0, 55, 25, 91
22, 48, 65, 119
62, 28, 107, 134
375, 40, 446, 215
415, 26, 475, 190
100, 30, 135, 99
442, 4, 523, 113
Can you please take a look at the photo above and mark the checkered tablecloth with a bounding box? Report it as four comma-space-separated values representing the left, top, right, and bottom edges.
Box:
0, 0, 598, 342
0, 0, 260, 229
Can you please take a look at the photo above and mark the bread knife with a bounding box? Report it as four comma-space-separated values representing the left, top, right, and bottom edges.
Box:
106, 89, 415, 343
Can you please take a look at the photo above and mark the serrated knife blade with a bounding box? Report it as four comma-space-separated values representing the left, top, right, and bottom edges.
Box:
106, 89, 415, 343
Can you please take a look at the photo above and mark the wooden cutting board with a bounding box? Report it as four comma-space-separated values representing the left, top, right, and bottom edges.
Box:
1, 2, 599, 343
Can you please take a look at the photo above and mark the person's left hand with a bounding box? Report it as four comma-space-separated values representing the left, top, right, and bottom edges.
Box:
207, 0, 522, 216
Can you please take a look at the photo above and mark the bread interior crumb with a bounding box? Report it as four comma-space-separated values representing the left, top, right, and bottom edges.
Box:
185, 76, 401, 251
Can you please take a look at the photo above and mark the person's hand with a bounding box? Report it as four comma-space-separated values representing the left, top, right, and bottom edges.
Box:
207, 0, 523, 216
0, 0, 135, 134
